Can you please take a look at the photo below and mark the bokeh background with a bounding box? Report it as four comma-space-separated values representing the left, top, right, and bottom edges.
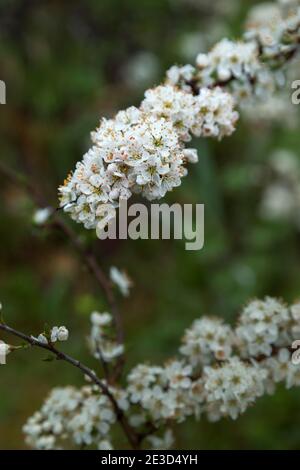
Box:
1, 0, 300, 449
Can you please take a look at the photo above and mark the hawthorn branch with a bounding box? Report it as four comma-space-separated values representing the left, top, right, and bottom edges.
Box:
0, 161, 124, 379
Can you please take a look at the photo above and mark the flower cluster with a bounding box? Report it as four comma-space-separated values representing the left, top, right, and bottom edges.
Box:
59, 85, 237, 232
23, 386, 116, 449
22, 296, 300, 449
58, 1, 300, 234
141, 84, 238, 141
244, 0, 300, 60
196, 39, 261, 85
127, 360, 203, 424
167, 1, 300, 104
203, 357, 267, 421
168, 38, 281, 104
236, 297, 291, 357
125, 297, 300, 426
88, 311, 124, 362
263, 347, 300, 393
180, 316, 234, 366
59, 107, 188, 230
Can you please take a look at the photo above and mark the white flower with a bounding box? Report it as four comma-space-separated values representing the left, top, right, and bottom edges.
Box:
203, 357, 267, 420
183, 148, 198, 164
236, 297, 291, 357
33, 207, 52, 225
110, 387, 129, 411
101, 342, 124, 362
244, 1, 300, 57
57, 326, 69, 342
192, 87, 239, 139
195, 53, 210, 68
166, 64, 196, 91
141, 85, 197, 142
37, 334, 48, 345
196, 38, 261, 84
164, 360, 192, 389
0, 342, 10, 358
180, 316, 234, 366
263, 348, 290, 384
90, 311, 112, 326
88, 310, 124, 363
50, 326, 69, 343
110, 267, 132, 297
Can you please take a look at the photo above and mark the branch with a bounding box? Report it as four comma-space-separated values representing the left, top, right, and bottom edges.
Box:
0, 161, 125, 379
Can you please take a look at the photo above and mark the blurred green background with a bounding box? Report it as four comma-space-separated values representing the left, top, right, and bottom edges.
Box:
1, 0, 300, 449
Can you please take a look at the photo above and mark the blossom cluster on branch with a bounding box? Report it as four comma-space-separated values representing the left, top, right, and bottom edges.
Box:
22, 297, 300, 450
58, 86, 237, 231
167, 1, 300, 103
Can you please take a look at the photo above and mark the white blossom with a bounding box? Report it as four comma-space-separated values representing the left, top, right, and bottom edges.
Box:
90, 311, 112, 326
33, 207, 52, 225
50, 326, 69, 343
88, 310, 124, 363
110, 267, 132, 297
0, 342, 10, 357
236, 297, 290, 357
180, 316, 234, 366
203, 357, 267, 420
36, 334, 48, 345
